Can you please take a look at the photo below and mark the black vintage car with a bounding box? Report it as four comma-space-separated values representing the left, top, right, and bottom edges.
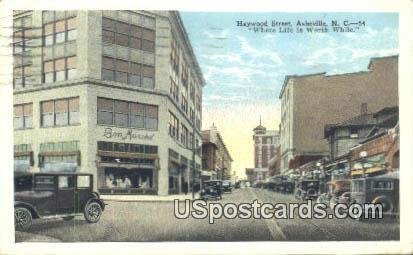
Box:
268, 176, 295, 194
14, 172, 106, 230
200, 180, 223, 200
295, 179, 320, 200
350, 172, 399, 217
222, 180, 233, 193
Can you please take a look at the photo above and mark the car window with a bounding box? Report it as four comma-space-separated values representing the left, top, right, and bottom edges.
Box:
34, 176, 55, 190
15, 176, 32, 192
77, 175, 91, 188
58, 176, 74, 189
373, 180, 393, 190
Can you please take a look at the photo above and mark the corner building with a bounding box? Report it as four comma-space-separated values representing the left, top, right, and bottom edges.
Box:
13, 11, 205, 195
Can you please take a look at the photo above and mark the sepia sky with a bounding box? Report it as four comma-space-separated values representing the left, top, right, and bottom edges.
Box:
181, 12, 398, 178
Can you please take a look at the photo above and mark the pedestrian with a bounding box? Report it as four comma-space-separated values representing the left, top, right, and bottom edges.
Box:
183, 181, 188, 195
124, 176, 131, 188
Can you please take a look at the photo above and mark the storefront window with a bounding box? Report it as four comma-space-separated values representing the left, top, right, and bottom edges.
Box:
39, 141, 80, 172
103, 168, 153, 189
42, 156, 78, 172
14, 156, 31, 172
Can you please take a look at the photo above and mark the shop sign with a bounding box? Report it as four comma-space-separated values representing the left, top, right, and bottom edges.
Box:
103, 127, 155, 141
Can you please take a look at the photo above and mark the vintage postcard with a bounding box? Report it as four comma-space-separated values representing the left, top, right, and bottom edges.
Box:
1, 0, 412, 254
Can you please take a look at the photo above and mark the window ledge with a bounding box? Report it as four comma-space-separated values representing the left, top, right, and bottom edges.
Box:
40, 124, 81, 129
14, 127, 34, 131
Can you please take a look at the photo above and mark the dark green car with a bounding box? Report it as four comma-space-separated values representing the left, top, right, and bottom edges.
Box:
14, 172, 106, 231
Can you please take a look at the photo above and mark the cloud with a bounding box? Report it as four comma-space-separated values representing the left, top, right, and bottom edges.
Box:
236, 36, 284, 66
201, 53, 244, 65
302, 26, 398, 69
203, 29, 230, 40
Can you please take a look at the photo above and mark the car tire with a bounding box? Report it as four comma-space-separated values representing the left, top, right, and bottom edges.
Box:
15, 207, 32, 231
62, 216, 75, 221
372, 196, 394, 214
84, 201, 102, 223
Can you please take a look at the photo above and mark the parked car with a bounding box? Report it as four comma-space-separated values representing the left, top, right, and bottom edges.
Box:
350, 172, 399, 217
266, 176, 294, 193
295, 179, 320, 200
14, 172, 106, 231
222, 180, 233, 193
234, 181, 241, 189
326, 179, 351, 209
200, 180, 223, 200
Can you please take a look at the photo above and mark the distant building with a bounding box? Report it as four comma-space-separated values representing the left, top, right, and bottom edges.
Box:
201, 124, 233, 180
279, 55, 398, 173
246, 120, 280, 182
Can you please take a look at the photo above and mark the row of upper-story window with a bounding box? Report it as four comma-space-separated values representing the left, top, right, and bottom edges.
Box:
13, 15, 157, 88
97, 97, 158, 130
102, 17, 155, 53
13, 16, 78, 54
14, 97, 159, 131
13, 55, 78, 88
169, 78, 201, 129
168, 111, 200, 150
254, 136, 280, 145
14, 97, 80, 130
101, 56, 155, 89
169, 35, 202, 112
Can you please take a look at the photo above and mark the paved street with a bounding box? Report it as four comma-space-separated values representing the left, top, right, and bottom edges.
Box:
15, 188, 399, 242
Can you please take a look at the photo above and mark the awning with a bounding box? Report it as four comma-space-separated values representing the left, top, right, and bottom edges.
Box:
351, 166, 385, 176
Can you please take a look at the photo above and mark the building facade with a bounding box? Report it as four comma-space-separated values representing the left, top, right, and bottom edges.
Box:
246, 122, 280, 182
268, 145, 281, 176
13, 10, 205, 195
279, 55, 398, 173
201, 125, 233, 180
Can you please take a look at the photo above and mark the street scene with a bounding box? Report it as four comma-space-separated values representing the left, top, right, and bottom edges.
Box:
15, 188, 399, 242
9, 9, 401, 246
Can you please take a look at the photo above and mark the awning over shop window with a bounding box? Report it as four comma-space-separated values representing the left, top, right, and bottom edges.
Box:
351, 166, 385, 176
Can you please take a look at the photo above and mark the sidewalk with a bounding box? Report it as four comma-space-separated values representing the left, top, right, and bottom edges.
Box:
101, 193, 200, 202
16, 231, 61, 242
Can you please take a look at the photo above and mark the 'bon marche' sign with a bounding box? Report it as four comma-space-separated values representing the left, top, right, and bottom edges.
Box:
103, 127, 155, 141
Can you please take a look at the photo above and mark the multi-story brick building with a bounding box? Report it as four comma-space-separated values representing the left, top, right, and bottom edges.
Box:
201, 125, 233, 181
279, 55, 398, 173
12, 10, 205, 195
246, 121, 280, 182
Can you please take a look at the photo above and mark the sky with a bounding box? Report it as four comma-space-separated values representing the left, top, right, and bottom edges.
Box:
180, 12, 399, 179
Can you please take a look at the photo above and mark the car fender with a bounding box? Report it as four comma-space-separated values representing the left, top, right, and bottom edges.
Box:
372, 195, 394, 213
14, 201, 40, 219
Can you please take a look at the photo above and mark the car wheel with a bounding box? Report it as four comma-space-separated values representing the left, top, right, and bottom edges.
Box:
84, 201, 102, 223
15, 207, 32, 231
372, 196, 394, 214
62, 216, 75, 221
